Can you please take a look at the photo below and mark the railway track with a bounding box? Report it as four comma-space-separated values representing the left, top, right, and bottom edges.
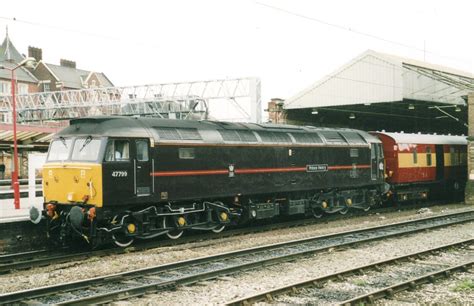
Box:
0, 210, 473, 305
228, 239, 474, 305
0, 214, 327, 275
0, 202, 442, 274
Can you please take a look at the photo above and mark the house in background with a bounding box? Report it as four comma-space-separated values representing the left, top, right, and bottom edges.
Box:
0, 31, 39, 96
32, 49, 114, 91
0, 29, 114, 95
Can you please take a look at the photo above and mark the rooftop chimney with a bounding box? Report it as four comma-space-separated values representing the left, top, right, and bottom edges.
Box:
28, 46, 42, 61
60, 59, 76, 68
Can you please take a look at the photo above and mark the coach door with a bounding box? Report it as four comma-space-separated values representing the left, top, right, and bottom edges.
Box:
371, 143, 382, 180
134, 139, 152, 196
435, 145, 445, 180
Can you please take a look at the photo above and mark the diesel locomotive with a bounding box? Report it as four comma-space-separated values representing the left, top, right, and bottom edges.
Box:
30, 116, 386, 247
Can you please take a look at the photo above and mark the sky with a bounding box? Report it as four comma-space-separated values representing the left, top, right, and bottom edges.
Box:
1, 0, 473, 120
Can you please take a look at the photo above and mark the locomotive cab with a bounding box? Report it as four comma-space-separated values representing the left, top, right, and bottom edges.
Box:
36, 134, 155, 246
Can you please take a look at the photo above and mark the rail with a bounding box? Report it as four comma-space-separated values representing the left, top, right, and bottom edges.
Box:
1, 210, 472, 304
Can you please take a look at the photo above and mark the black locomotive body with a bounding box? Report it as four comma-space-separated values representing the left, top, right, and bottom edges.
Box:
36, 116, 385, 247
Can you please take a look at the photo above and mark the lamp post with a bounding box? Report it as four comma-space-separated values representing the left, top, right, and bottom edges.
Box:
0, 57, 36, 209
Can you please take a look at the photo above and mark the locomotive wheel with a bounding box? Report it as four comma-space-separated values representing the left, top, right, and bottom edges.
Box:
163, 217, 184, 240
112, 232, 134, 248
339, 206, 349, 215
211, 225, 226, 233
312, 209, 323, 218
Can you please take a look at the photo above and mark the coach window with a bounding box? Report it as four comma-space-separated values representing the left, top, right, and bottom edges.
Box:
426, 147, 432, 166
450, 147, 456, 165
136, 140, 149, 161
412, 148, 418, 164
105, 140, 130, 162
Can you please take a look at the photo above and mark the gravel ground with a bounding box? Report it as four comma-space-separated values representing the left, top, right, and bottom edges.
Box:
127, 219, 474, 305
377, 266, 473, 305
0, 204, 472, 296
275, 246, 473, 304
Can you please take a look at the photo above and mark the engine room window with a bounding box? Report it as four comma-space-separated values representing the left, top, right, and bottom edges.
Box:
413, 148, 418, 164
47, 138, 72, 161
350, 148, 359, 158
136, 140, 149, 161
105, 140, 130, 161
426, 147, 432, 166
179, 148, 195, 159
72, 138, 102, 161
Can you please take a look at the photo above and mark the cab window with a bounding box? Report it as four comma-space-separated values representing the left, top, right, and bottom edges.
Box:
105, 140, 130, 161
47, 138, 72, 161
71, 137, 102, 161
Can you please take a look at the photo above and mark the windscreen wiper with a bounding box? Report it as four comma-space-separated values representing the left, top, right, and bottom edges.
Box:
79, 135, 93, 152
59, 136, 68, 148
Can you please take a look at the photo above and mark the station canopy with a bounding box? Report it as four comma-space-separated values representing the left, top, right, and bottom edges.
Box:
284, 50, 473, 135
0, 123, 57, 150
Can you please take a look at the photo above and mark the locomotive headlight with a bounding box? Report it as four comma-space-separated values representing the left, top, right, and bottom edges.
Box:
127, 223, 136, 234
67, 192, 75, 202
219, 212, 228, 222
251, 210, 257, 218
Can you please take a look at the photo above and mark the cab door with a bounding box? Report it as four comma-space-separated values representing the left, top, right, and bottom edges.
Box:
134, 139, 152, 196
371, 143, 383, 180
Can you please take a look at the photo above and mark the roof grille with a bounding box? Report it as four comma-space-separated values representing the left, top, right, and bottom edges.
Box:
237, 130, 257, 142
339, 131, 366, 144
291, 132, 323, 144
177, 128, 202, 140
218, 130, 241, 142
155, 127, 181, 140
320, 131, 347, 143
258, 131, 291, 143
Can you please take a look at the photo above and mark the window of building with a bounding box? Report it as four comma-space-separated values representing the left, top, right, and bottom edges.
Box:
179, 148, 195, 159
43, 83, 50, 92
18, 84, 28, 94
105, 140, 130, 161
136, 140, 149, 161
413, 148, 418, 164
0, 81, 10, 94
426, 147, 432, 166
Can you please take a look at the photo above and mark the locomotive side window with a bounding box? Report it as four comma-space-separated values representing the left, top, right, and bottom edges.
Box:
47, 138, 72, 161
105, 140, 130, 162
179, 148, 195, 159
136, 140, 149, 161
413, 148, 418, 164
426, 147, 432, 166
350, 148, 359, 158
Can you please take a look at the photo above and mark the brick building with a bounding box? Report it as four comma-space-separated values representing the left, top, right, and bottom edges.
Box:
0, 29, 113, 96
